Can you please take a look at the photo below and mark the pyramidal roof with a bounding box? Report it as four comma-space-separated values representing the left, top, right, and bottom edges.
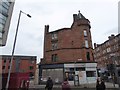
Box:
78, 10, 86, 19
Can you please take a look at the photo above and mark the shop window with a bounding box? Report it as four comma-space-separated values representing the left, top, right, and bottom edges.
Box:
69, 68, 74, 71
65, 72, 75, 81
76, 67, 85, 71
86, 71, 96, 77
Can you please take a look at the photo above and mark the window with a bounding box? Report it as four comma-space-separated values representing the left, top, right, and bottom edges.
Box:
29, 66, 34, 70
0, 23, 4, 32
2, 66, 5, 69
86, 71, 96, 77
96, 47, 100, 51
1, 6, 8, 16
86, 52, 90, 61
4, 59, 6, 63
107, 47, 111, 52
52, 33, 58, 40
76, 67, 85, 71
103, 50, 106, 54
84, 30, 87, 36
2, 2, 10, 10
65, 72, 74, 81
69, 68, 74, 71
85, 40, 89, 48
52, 43, 58, 50
0, 33, 2, 38
51, 54, 58, 62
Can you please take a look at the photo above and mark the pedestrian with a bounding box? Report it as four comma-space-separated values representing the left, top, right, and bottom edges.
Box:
100, 79, 106, 90
45, 77, 53, 90
96, 78, 101, 90
62, 78, 71, 90
96, 78, 106, 90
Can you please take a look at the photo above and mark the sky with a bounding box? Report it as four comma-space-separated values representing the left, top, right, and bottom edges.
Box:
0, 0, 119, 63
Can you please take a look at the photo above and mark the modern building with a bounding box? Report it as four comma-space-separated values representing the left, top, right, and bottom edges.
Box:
1, 55, 37, 78
0, 0, 15, 46
118, 1, 120, 33
0, 56, 2, 90
94, 34, 120, 76
39, 11, 97, 85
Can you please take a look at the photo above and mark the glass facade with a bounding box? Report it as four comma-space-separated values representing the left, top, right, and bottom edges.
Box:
0, 1, 11, 39
0, 0, 14, 46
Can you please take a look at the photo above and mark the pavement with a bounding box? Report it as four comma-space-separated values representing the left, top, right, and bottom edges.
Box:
29, 82, 119, 90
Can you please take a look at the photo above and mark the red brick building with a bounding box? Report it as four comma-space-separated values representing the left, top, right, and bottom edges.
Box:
94, 34, 120, 74
42, 11, 94, 64
1, 55, 36, 78
39, 11, 97, 85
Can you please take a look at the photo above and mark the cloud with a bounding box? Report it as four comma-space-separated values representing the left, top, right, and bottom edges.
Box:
1, 0, 119, 63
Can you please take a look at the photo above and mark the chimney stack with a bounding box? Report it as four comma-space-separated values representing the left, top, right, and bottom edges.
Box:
73, 14, 79, 22
94, 43, 97, 48
45, 25, 49, 33
108, 34, 115, 40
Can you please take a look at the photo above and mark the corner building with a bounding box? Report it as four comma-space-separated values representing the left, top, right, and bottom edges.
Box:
42, 11, 93, 64
40, 11, 97, 85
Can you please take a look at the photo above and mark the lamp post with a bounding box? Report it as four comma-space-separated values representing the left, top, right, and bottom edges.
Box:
6, 10, 31, 90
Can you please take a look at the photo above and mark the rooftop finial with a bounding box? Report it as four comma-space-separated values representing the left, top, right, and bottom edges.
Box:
78, 10, 81, 18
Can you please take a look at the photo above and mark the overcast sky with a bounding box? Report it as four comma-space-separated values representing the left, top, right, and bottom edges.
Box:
1, 0, 119, 63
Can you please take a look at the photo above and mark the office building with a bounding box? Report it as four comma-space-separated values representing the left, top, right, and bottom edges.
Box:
0, 0, 15, 46
1, 55, 37, 78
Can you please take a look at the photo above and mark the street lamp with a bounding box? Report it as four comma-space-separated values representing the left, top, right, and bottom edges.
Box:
6, 10, 31, 89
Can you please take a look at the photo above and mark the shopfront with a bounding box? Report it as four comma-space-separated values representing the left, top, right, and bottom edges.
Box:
39, 62, 97, 85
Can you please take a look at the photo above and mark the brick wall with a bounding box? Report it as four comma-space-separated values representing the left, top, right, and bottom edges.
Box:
42, 12, 94, 64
